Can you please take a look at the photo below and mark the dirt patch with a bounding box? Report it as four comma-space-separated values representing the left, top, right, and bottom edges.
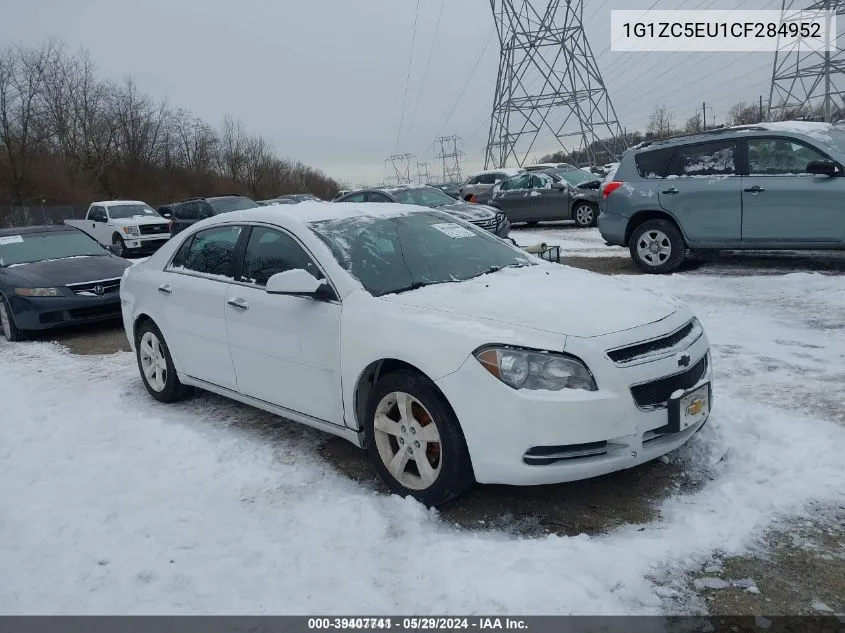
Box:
42, 319, 130, 355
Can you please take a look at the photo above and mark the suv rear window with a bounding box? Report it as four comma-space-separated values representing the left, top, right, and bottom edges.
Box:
634, 148, 675, 178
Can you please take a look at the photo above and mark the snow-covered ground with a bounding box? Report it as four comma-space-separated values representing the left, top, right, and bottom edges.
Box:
1, 269, 844, 614
511, 223, 627, 258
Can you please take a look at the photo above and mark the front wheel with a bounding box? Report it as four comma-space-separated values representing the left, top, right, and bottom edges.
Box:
112, 234, 127, 258
629, 219, 686, 274
365, 370, 474, 507
136, 321, 191, 402
572, 202, 597, 228
0, 296, 23, 342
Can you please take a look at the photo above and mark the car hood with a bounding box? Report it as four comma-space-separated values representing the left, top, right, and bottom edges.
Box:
111, 216, 169, 226
435, 202, 497, 221
4, 255, 131, 287
380, 263, 679, 338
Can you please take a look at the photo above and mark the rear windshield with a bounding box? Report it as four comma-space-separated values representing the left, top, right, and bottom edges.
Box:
209, 197, 258, 214
634, 147, 676, 179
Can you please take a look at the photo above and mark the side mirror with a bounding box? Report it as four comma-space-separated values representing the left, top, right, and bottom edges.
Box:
807, 159, 837, 176
162, 212, 172, 219
266, 269, 332, 299
551, 182, 566, 190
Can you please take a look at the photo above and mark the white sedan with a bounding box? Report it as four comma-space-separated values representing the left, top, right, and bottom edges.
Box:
120, 202, 713, 506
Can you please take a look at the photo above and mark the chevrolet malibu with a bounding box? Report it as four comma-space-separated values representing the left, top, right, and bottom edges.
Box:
120, 202, 713, 506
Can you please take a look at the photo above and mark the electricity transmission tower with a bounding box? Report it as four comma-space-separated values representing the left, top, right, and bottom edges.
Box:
769, 0, 845, 122
485, 0, 626, 169
385, 153, 416, 185
434, 136, 466, 183
415, 161, 433, 184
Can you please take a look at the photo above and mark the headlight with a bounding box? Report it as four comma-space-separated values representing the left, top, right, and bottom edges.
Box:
15, 287, 62, 297
474, 345, 597, 391
122, 226, 140, 237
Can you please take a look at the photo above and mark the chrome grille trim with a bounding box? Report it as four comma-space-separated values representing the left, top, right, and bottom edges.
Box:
606, 318, 703, 367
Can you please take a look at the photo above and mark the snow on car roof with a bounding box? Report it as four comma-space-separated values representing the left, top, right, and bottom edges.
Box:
92, 200, 150, 207
219, 200, 420, 226
467, 167, 524, 178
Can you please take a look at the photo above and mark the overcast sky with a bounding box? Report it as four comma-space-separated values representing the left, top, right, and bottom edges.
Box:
1, 0, 787, 186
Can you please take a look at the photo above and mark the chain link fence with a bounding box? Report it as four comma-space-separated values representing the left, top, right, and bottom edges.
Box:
0, 205, 90, 229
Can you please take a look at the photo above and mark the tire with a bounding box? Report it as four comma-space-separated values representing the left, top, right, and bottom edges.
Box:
135, 320, 191, 403
0, 295, 23, 342
365, 370, 474, 506
629, 219, 686, 274
112, 234, 127, 258
572, 202, 598, 228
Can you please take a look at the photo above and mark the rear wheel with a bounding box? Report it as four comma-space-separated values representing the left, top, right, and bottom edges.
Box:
573, 202, 597, 228
0, 296, 23, 342
136, 320, 191, 402
112, 234, 127, 258
365, 370, 474, 507
629, 219, 686, 274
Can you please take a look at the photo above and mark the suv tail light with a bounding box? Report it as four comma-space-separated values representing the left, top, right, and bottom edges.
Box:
602, 181, 623, 199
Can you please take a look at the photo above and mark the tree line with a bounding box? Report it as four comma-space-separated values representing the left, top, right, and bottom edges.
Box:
0, 41, 343, 206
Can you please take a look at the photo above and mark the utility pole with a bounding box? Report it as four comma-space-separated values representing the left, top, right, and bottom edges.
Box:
770, 0, 845, 122
485, 0, 626, 169
760, 95, 764, 122
434, 136, 466, 183
702, 102, 707, 131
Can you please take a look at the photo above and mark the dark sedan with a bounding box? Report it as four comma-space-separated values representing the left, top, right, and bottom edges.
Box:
333, 185, 511, 238
0, 225, 132, 341
488, 170, 600, 228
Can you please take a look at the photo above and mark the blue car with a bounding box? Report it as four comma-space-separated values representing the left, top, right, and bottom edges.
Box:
0, 225, 132, 341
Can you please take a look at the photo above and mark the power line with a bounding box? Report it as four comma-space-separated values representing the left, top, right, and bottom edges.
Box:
408, 0, 446, 139
396, 0, 422, 152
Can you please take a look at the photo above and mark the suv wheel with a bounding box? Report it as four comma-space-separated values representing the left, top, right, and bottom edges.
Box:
365, 370, 474, 507
629, 219, 686, 274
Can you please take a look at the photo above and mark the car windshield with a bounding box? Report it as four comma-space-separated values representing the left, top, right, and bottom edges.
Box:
209, 197, 258, 213
108, 204, 160, 220
309, 211, 535, 297
555, 169, 599, 186
391, 187, 457, 208
0, 231, 106, 266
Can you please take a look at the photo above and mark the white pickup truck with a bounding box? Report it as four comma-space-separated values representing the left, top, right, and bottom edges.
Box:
65, 200, 171, 258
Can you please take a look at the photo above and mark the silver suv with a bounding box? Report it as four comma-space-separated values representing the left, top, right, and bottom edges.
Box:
598, 122, 845, 273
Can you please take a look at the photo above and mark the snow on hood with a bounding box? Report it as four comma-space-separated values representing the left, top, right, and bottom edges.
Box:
4, 255, 131, 287
381, 263, 679, 338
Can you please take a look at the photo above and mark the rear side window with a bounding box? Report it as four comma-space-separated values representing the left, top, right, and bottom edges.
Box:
667, 140, 737, 177
634, 148, 675, 178
174, 203, 197, 221
171, 225, 242, 278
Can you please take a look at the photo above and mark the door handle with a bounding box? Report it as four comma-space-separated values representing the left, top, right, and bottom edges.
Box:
227, 297, 249, 310
157, 284, 172, 295
661, 188, 679, 195
743, 186, 766, 193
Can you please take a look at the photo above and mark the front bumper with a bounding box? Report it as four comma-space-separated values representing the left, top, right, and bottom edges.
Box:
122, 236, 170, 253
8, 293, 122, 331
435, 325, 712, 485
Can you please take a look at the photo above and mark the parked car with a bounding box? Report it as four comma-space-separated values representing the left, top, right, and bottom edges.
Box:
158, 204, 180, 219
333, 185, 511, 238
121, 202, 712, 505
65, 200, 171, 258
523, 162, 576, 172
599, 121, 845, 273
276, 194, 322, 203
458, 168, 524, 202
489, 171, 599, 227
430, 182, 461, 198
0, 225, 132, 341
258, 198, 298, 206
169, 195, 259, 236
332, 190, 351, 201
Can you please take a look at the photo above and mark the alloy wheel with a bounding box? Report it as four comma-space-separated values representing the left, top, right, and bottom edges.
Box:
0, 302, 11, 340
139, 331, 168, 392
373, 391, 442, 490
575, 204, 594, 226
636, 229, 672, 267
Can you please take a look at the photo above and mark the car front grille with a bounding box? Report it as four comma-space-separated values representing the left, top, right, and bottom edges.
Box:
471, 217, 498, 231
68, 303, 121, 320
607, 319, 701, 366
630, 354, 708, 409
139, 223, 170, 235
66, 277, 122, 297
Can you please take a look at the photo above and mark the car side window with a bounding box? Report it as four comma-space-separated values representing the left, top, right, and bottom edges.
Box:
174, 202, 197, 221
747, 138, 827, 175
196, 202, 214, 220
89, 206, 107, 222
530, 174, 552, 189
478, 174, 495, 185
635, 147, 675, 178
171, 225, 242, 278
366, 192, 392, 203
467, 176, 480, 185
239, 226, 324, 286
341, 192, 367, 202
667, 141, 737, 177
503, 174, 531, 190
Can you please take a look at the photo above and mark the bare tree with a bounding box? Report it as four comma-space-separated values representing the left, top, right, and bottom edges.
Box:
684, 112, 702, 134
728, 102, 763, 126
647, 104, 674, 139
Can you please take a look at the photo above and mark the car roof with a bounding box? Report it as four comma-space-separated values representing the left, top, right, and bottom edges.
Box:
468, 167, 524, 178
206, 200, 428, 228
207, 195, 253, 201
91, 200, 148, 207
633, 121, 841, 151
0, 224, 77, 236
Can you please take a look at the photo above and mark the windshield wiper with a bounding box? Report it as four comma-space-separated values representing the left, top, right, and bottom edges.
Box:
388, 280, 452, 295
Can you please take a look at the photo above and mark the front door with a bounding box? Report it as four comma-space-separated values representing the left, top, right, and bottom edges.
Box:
742, 136, 844, 243
526, 173, 570, 221
224, 225, 344, 425
160, 224, 243, 390
492, 173, 533, 222
657, 139, 743, 245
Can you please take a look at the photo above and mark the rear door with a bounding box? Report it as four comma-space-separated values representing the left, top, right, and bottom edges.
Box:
658, 140, 743, 245
741, 136, 844, 243
492, 173, 533, 221
527, 173, 569, 221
